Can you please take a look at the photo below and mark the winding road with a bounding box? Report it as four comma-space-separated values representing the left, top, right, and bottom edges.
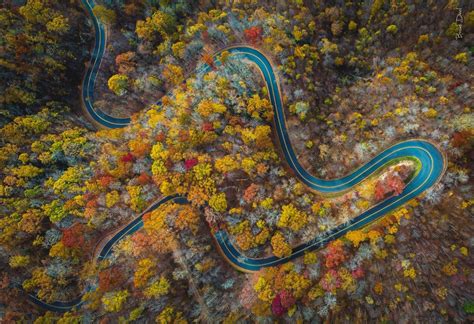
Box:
28, 0, 446, 311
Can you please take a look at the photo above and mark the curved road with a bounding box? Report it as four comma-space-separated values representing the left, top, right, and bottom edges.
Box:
29, 0, 446, 311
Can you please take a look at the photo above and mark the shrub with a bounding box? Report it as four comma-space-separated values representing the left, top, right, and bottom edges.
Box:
445, 22, 459, 38
386, 24, 398, 34
465, 11, 474, 29
454, 52, 468, 64
348, 21, 357, 31
418, 34, 429, 44
463, 301, 474, 314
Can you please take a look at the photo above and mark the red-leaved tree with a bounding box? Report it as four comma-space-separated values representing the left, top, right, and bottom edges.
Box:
244, 26, 263, 44
62, 223, 85, 248
374, 173, 406, 202
98, 267, 125, 292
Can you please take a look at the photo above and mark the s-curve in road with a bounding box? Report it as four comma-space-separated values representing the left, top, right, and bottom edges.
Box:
29, 0, 446, 312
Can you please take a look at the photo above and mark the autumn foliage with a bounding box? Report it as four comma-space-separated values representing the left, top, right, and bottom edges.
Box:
99, 267, 125, 292
244, 26, 263, 44
202, 53, 215, 69
374, 172, 406, 201
324, 240, 346, 268
451, 130, 473, 148
1, 0, 470, 320
61, 223, 85, 248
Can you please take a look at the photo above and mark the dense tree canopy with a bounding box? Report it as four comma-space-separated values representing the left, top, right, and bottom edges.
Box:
0, 0, 472, 322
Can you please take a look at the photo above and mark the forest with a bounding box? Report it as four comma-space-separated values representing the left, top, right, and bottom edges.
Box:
0, 0, 473, 322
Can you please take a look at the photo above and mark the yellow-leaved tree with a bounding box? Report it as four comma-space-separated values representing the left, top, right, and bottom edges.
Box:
278, 203, 308, 232
271, 232, 292, 258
